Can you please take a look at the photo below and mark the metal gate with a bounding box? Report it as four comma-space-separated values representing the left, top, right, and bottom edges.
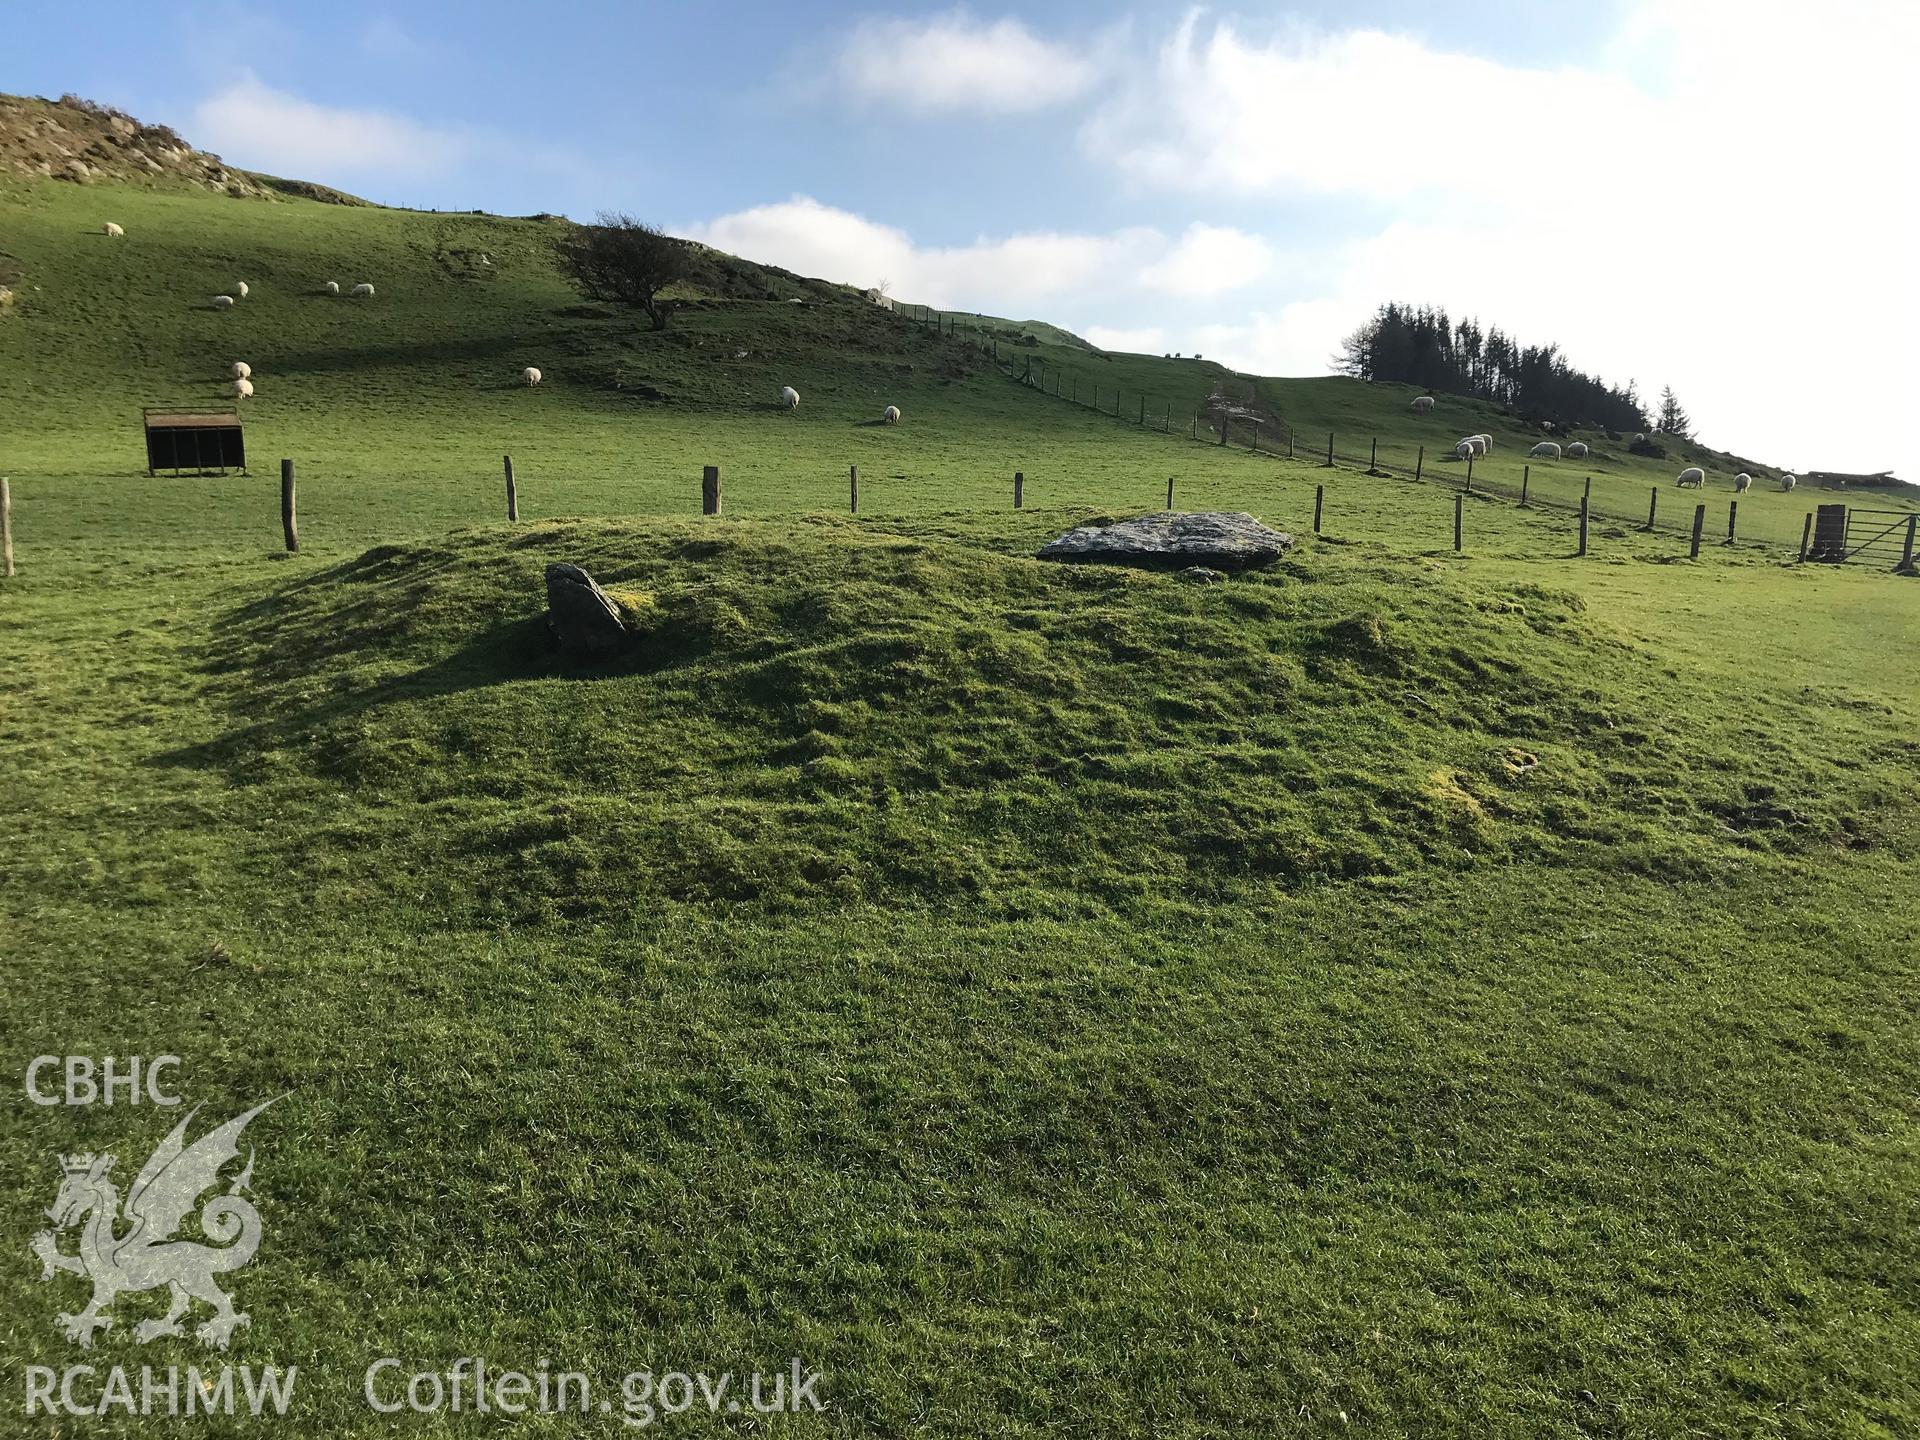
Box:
1842, 508, 1919, 569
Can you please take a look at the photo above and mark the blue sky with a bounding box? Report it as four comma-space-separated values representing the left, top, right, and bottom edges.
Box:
9, 1, 1918, 475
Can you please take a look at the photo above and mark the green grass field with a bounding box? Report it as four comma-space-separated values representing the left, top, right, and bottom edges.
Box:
2, 172, 1917, 1437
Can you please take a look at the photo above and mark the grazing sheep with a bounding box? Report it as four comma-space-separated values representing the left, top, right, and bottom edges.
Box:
324, 280, 340, 295
1566, 441, 1590, 458
1530, 441, 1562, 459
1676, 467, 1705, 488
1781, 473, 1797, 491
211, 295, 235, 309
232, 361, 251, 380
101, 222, 124, 237
235, 281, 250, 300
523, 366, 542, 387
780, 386, 800, 410
1455, 440, 1476, 460
1411, 395, 1435, 412
883, 405, 901, 424
1733, 472, 1752, 493
351, 283, 375, 298
1474, 433, 1493, 452
233, 377, 253, 399
1465, 436, 1488, 456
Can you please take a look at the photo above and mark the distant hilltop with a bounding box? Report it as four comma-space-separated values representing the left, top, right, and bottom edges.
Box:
0, 91, 368, 205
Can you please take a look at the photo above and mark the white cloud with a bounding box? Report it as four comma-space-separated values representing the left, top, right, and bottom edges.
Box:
1073, 2, 1920, 475
836, 12, 1098, 114
689, 197, 1267, 315
194, 74, 469, 179
1139, 224, 1273, 299
1083, 325, 1169, 354
1082, 12, 1656, 201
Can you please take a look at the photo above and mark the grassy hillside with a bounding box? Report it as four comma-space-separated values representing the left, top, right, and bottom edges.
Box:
3, 158, 1917, 1437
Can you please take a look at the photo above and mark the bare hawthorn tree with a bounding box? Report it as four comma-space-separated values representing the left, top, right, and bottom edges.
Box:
553, 212, 691, 330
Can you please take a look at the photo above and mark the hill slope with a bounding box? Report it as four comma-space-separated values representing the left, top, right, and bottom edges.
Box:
2, 121, 1918, 1438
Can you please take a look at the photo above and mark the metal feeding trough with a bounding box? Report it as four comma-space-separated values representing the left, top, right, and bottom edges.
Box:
142, 408, 247, 476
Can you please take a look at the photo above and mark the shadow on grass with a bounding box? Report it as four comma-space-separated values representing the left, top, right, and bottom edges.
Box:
151, 548, 682, 772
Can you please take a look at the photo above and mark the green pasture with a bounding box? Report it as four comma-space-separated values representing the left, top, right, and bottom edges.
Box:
1, 175, 1916, 1437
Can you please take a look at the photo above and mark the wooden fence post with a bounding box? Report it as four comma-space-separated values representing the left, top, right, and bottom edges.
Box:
280, 459, 298, 553
503, 454, 518, 522
1138, 395, 1146, 425
1899, 514, 1918, 573
1645, 485, 1657, 531
1219, 416, 1228, 446
1690, 503, 1706, 558
1583, 476, 1593, 504
1014, 471, 1024, 509
1454, 493, 1464, 552
1798, 512, 1813, 563
1287, 432, 1294, 459
1324, 432, 1334, 467
1314, 484, 1324, 535
1519, 465, 1529, 507
1415, 445, 1424, 482
1, 477, 12, 578
1368, 437, 1378, 475
1166, 476, 1175, 511
1072, 378, 1078, 404
1579, 495, 1590, 556
1114, 389, 1121, 418
849, 464, 858, 514
702, 464, 722, 516
1725, 500, 1738, 545
1093, 384, 1100, 411
1163, 403, 1170, 434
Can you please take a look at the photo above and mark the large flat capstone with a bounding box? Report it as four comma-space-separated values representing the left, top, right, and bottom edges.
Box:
1037, 512, 1294, 571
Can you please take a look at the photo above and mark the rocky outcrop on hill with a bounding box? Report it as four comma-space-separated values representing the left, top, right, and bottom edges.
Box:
0, 93, 367, 203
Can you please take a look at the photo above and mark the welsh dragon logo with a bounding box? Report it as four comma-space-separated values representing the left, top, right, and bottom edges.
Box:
29, 1099, 277, 1350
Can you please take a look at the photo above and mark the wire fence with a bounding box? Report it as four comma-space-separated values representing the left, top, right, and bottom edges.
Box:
893, 301, 1900, 564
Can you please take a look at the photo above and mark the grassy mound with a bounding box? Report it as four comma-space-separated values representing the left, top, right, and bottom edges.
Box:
170, 516, 1909, 927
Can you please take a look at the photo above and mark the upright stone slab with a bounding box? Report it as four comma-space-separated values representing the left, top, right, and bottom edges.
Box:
545, 563, 629, 656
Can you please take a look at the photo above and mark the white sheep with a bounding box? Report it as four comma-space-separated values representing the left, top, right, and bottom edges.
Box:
882, 405, 901, 425
235, 281, 250, 300
1781, 473, 1797, 491
324, 281, 340, 295
1466, 435, 1488, 456
232, 361, 251, 380
211, 295, 235, 309
1411, 395, 1435, 412
523, 367, 542, 387
1530, 441, 1561, 459
102, 222, 124, 237
1733, 472, 1752, 493
1566, 441, 1590, 458
233, 377, 253, 399
351, 283, 375, 298
1676, 467, 1705, 488
780, 386, 800, 410
1473, 433, 1493, 451
1455, 440, 1476, 460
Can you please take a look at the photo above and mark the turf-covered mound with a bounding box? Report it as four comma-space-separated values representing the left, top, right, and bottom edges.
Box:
182, 515, 1897, 923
